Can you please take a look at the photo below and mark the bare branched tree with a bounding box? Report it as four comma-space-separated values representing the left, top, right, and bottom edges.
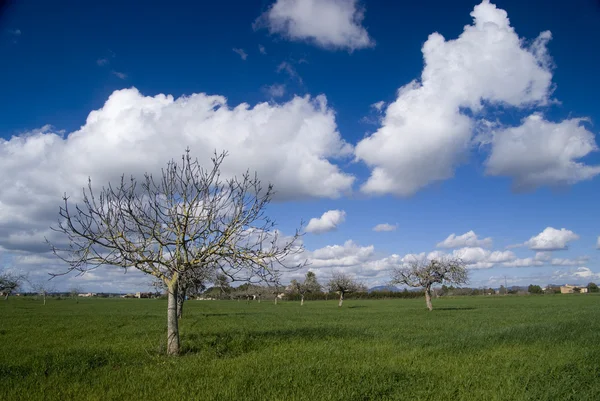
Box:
48, 150, 306, 355
69, 286, 82, 299
391, 257, 468, 311
29, 279, 56, 305
327, 272, 365, 307
0, 269, 27, 300
215, 273, 232, 299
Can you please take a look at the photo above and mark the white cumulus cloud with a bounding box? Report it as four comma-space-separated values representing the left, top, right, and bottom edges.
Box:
485, 115, 600, 190
436, 230, 492, 248
372, 223, 397, 232
306, 210, 346, 234
525, 227, 579, 251
355, 0, 555, 196
0, 88, 354, 253
255, 0, 374, 51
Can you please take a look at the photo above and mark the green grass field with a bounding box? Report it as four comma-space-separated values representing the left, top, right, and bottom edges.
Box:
1, 295, 599, 400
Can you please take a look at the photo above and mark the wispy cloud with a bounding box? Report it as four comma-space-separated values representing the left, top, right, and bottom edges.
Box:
232, 48, 248, 60
97, 58, 109, 66
258, 44, 267, 55
372, 223, 397, 232
263, 84, 286, 98
6, 29, 21, 44
111, 71, 127, 80
277, 61, 302, 84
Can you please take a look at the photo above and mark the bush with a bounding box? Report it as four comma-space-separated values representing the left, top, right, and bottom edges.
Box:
528, 285, 543, 294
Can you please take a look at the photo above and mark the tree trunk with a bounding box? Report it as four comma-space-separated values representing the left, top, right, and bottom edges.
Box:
425, 285, 433, 311
167, 281, 180, 356
274, 296, 278, 305
43, 292, 46, 306
4, 293, 8, 301
338, 292, 344, 307
300, 294, 304, 306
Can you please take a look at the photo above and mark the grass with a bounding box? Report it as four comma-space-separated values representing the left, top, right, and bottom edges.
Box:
1, 295, 599, 400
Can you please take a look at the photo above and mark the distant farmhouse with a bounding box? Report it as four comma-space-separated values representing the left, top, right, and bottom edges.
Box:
560, 285, 588, 294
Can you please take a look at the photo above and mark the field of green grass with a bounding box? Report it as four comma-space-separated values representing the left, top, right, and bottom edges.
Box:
1, 295, 599, 400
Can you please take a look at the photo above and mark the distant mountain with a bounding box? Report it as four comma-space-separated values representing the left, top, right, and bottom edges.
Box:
368, 285, 401, 293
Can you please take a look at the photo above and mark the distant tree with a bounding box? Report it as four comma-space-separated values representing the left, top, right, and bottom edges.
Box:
391, 257, 468, 311
572, 287, 581, 294
47, 150, 305, 356
215, 273, 232, 299
175, 268, 212, 318
271, 283, 284, 305
528, 284, 543, 294
0, 269, 26, 300
327, 273, 365, 307
69, 286, 82, 299
289, 271, 323, 306
253, 285, 265, 303
440, 284, 449, 296
587, 282, 599, 293
29, 280, 56, 305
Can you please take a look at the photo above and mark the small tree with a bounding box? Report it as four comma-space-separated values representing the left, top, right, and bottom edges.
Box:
291, 271, 322, 306
327, 272, 364, 307
48, 150, 305, 355
29, 280, 56, 305
267, 272, 283, 305
271, 283, 284, 305
215, 273, 232, 299
0, 270, 26, 300
69, 286, 82, 299
587, 282, 599, 293
391, 257, 468, 311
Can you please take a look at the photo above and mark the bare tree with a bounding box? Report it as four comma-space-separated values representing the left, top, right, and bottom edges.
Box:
391, 257, 468, 311
215, 273, 232, 299
48, 150, 305, 355
0, 269, 26, 300
29, 280, 56, 305
327, 272, 365, 307
69, 286, 82, 299
271, 283, 284, 305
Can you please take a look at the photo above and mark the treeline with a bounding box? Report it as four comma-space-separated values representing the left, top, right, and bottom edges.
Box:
285, 290, 426, 301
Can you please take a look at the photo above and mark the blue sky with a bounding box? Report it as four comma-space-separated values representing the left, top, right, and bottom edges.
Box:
1, 0, 600, 292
